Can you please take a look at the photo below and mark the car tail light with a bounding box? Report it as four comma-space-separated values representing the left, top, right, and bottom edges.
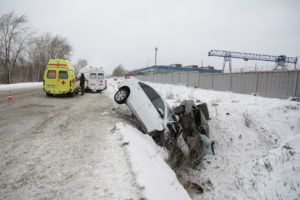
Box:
100, 80, 103, 83
125, 76, 131, 79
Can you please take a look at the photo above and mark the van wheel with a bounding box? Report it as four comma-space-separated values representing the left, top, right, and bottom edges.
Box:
68, 92, 75, 97
46, 92, 52, 97
114, 88, 129, 104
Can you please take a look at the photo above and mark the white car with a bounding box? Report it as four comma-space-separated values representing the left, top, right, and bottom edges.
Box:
114, 77, 180, 137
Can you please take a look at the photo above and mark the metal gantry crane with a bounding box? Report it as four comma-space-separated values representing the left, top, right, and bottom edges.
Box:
208, 50, 298, 72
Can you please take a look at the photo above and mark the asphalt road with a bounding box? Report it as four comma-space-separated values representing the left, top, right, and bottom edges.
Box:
0, 87, 142, 200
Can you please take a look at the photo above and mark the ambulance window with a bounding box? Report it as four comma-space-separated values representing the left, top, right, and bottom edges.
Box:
98, 73, 104, 79
59, 71, 68, 79
47, 70, 56, 79
90, 73, 96, 79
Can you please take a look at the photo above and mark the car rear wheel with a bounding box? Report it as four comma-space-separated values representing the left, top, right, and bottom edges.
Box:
114, 88, 129, 104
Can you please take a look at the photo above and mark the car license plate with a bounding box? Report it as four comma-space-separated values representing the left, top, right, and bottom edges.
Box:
90, 84, 95, 86
47, 85, 55, 88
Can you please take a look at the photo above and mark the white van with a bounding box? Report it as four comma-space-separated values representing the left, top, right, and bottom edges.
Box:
79, 66, 106, 93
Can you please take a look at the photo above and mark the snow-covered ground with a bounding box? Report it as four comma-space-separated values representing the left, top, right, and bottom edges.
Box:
145, 81, 300, 199
0, 82, 42, 90
2, 80, 300, 199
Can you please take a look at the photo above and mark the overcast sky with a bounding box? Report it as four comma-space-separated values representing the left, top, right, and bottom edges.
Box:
1, 0, 300, 74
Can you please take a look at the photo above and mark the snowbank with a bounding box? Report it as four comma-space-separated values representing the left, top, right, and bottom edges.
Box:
113, 123, 191, 200
0, 82, 42, 90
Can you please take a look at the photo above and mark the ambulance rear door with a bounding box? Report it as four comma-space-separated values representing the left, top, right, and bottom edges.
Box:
45, 68, 57, 89
57, 69, 69, 93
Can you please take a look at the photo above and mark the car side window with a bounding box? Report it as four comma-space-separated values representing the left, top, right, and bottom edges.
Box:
139, 82, 165, 113
59, 71, 68, 79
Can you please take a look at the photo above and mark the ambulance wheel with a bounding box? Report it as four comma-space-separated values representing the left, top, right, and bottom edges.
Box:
68, 92, 75, 97
114, 88, 129, 104
46, 92, 53, 97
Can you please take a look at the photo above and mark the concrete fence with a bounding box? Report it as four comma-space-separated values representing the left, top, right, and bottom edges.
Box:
135, 70, 300, 100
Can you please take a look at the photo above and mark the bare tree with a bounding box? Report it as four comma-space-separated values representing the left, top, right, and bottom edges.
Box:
27, 33, 73, 81
112, 64, 125, 76
74, 59, 88, 72
0, 12, 32, 83
49, 35, 72, 59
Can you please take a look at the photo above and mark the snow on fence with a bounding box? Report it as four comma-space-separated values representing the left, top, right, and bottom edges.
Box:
135, 70, 300, 99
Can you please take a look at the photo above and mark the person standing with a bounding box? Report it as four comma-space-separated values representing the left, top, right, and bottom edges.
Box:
80, 73, 86, 95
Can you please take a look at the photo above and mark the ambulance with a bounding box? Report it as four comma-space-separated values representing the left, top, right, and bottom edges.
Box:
79, 66, 107, 93
43, 59, 79, 96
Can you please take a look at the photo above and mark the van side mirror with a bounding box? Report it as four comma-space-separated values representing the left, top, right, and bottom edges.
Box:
157, 108, 165, 118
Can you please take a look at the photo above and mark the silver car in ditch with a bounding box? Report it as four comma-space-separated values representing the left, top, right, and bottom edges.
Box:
114, 77, 180, 137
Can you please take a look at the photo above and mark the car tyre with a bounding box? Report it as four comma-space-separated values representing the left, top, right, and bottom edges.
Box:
114, 88, 129, 104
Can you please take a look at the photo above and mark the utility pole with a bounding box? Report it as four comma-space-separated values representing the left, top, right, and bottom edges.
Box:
154, 47, 158, 73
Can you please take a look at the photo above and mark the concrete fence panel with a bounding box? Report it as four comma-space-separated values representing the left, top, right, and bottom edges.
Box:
179, 72, 188, 84
154, 74, 158, 83
162, 74, 167, 83
146, 75, 151, 82
199, 74, 214, 89
213, 74, 231, 91
166, 73, 173, 84
188, 72, 199, 87
173, 72, 180, 84
231, 73, 257, 94
136, 75, 142, 81
150, 74, 154, 82
296, 71, 300, 98
257, 71, 297, 98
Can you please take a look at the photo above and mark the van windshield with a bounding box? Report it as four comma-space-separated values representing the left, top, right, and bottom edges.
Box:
90, 73, 96, 79
59, 71, 68, 79
98, 73, 104, 79
47, 70, 56, 79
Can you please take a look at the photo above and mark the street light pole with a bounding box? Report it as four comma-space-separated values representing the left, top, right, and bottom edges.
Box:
154, 47, 158, 73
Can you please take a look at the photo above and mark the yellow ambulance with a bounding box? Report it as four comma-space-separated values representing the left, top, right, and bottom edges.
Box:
43, 59, 79, 96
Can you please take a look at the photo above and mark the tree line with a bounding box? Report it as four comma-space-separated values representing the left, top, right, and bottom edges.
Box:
0, 11, 89, 84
